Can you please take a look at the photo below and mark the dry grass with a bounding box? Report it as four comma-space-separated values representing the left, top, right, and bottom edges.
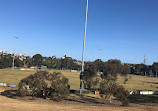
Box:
0, 87, 158, 111
117, 74, 158, 91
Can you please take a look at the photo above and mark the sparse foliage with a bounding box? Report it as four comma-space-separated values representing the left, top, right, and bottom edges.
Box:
82, 63, 98, 90
99, 79, 129, 106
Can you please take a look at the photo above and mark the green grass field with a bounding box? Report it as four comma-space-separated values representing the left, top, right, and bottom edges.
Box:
0, 68, 158, 91
0, 68, 80, 90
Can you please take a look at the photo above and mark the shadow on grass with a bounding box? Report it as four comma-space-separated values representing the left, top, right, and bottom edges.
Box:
0, 90, 106, 105
128, 95, 158, 104
66, 94, 112, 105
0, 90, 120, 106
0, 90, 18, 99
147, 81, 158, 84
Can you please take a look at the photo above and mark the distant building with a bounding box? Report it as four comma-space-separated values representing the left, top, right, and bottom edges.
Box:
121, 63, 125, 65
52, 56, 56, 59
0, 50, 8, 55
13, 53, 26, 61
43, 58, 46, 62
39, 65, 47, 69
74, 60, 82, 65
62, 55, 71, 59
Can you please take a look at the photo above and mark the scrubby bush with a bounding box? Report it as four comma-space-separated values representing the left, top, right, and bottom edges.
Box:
113, 85, 129, 106
99, 80, 117, 99
99, 80, 129, 106
83, 77, 99, 90
18, 71, 70, 101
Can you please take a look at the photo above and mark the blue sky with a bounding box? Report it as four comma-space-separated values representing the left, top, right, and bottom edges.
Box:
0, 0, 158, 65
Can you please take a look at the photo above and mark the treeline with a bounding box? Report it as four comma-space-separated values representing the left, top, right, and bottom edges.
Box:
0, 54, 130, 73
0, 54, 81, 70
0, 54, 23, 68
1, 53, 158, 78
130, 63, 158, 77
27, 54, 81, 70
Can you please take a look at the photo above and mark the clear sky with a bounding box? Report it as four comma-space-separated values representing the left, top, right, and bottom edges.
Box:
0, 0, 158, 65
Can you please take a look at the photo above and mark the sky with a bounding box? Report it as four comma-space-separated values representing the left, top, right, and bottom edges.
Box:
0, 0, 158, 65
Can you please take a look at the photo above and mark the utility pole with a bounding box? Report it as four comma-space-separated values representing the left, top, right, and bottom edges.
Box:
144, 54, 146, 77
12, 37, 18, 69
144, 54, 146, 65
97, 49, 102, 72
80, 0, 88, 94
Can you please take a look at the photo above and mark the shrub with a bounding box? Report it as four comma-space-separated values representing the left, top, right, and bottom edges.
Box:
99, 80, 117, 99
113, 85, 129, 106
99, 79, 129, 106
18, 71, 70, 101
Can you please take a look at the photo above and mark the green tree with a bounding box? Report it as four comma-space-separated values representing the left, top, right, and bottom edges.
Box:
152, 62, 158, 77
93, 59, 104, 72
18, 71, 70, 101
15, 58, 23, 67
25, 58, 33, 67
101, 63, 117, 81
99, 60, 129, 106
83, 63, 98, 89
32, 54, 43, 66
0, 54, 12, 68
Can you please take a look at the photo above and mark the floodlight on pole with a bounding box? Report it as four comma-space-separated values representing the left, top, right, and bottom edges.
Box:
12, 36, 18, 69
80, 0, 88, 94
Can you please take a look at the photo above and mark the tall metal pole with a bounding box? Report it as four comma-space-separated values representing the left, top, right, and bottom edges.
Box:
80, 0, 88, 94
12, 37, 18, 69
144, 54, 146, 65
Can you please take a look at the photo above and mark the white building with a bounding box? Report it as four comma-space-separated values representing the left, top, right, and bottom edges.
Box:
61, 55, 71, 59
0, 50, 8, 55
13, 53, 26, 61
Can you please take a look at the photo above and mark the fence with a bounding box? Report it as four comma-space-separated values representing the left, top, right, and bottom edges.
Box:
0, 82, 16, 88
1, 82, 158, 95
130, 91, 158, 95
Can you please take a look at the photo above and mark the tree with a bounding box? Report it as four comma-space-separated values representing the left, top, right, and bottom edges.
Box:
120, 64, 130, 76
135, 64, 143, 74
101, 63, 117, 81
152, 62, 158, 77
99, 61, 129, 106
32, 54, 43, 66
25, 57, 33, 67
0, 54, 12, 68
82, 63, 98, 90
107, 59, 121, 65
99, 77, 118, 99
99, 75, 129, 106
46, 58, 56, 68
14, 58, 23, 67
18, 71, 70, 101
93, 59, 104, 72
120, 64, 131, 84
141, 64, 148, 76
113, 85, 129, 106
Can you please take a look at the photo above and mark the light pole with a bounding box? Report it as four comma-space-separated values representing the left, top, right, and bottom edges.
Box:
12, 37, 18, 69
80, 0, 88, 94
